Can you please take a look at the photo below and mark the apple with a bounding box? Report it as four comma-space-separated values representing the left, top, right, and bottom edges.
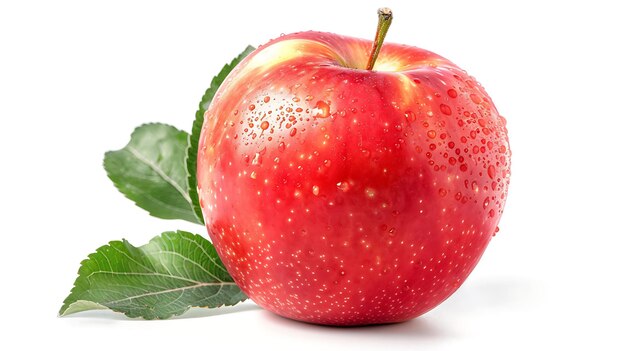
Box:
197, 8, 510, 326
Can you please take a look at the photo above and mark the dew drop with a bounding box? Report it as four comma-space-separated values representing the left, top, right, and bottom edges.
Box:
252, 152, 262, 165
290, 128, 297, 136
313, 100, 330, 118
483, 197, 490, 209
278, 142, 286, 152
248, 104, 256, 111
260, 121, 269, 130
337, 181, 350, 192
447, 89, 458, 98
312, 185, 320, 196
427, 130, 437, 139
470, 94, 482, 104
440, 104, 452, 115
405, 111, 416, 122
263, 96, 270, 103
488, 165, 496, 179
439, 188, 448, 197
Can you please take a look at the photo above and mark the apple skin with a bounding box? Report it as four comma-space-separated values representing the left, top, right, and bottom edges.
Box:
197, 31, 511, 326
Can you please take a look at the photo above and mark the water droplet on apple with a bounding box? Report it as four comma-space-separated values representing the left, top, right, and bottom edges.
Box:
260, 121, 269, 130
278, 142, 286, 152
447, 89, 458, 98
488, 165, 496, 179
313, 100, 330, 118
312, 185, 320, 196
489, 209, 495, 217
440, 104, 452, 115
250, 171, 257, 179
337, 181, 350, 192
248, 104, 256, 111
404, 111, 416, 122
460, 164, 468, 172
263, 96, 270, 103
483, 197, 490, 209
290, 128, 297, 136
427, 130, 436, 139
252, 152, 262, 165
470, 94, 482, 104
439, 188, 448, 197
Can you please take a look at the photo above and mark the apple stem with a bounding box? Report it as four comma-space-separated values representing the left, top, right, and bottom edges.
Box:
366, 7, 393, 71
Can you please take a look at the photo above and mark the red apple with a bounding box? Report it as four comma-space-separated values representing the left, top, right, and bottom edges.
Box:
198, 9, 510, 326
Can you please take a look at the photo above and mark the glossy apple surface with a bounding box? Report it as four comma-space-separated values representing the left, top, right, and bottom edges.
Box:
197, 31, 511, 325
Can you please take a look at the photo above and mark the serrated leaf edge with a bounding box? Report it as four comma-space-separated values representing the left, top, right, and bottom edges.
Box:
103, 123, 202, 224
59, 231, 246, 319
185, 45, 256, 225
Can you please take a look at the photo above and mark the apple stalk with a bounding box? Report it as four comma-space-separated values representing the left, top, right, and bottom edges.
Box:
366, 7, 393, 70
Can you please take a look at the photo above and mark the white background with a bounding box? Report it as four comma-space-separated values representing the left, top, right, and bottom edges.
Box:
1, 0, 624, 349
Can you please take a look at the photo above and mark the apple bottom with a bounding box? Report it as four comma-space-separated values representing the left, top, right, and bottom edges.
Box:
207, 208, 492, 326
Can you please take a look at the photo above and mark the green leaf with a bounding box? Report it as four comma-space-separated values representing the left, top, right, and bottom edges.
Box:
104, 123, 202, 224
59, 231, 246, 319
186, 45, 256, 224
